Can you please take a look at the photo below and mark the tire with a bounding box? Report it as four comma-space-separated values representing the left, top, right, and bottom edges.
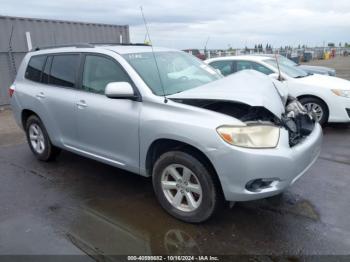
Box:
299, 97, 329, 125
25, 115, 61, 161
152, 151, 223, 223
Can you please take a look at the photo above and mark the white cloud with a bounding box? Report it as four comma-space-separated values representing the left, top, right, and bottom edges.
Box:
1, 0, 350, 48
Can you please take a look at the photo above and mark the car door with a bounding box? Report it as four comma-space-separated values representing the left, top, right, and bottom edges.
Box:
74, 54, 141, 172
39, 54, 81, 147
22, 54, 80, 147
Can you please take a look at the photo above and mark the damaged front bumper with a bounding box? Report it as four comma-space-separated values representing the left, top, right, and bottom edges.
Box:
282, 98, 317, 146
207, 123, 322, 202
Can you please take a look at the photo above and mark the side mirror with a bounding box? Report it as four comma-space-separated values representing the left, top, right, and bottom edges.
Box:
269, 73, 284, 81
105, 82, 136, 99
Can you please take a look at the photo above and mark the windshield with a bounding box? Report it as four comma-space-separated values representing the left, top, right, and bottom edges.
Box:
276, 56, 298, 67
264, 59, 308, 78
123, 51, 221, 96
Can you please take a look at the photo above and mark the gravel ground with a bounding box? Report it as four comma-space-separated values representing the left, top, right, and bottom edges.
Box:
302, 55, 350, 80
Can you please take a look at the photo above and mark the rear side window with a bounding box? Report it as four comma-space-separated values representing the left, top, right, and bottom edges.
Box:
235, 60, 273, 75
25, 56, 46, 82
49, 55, 80, 88
42, 56, 52, 84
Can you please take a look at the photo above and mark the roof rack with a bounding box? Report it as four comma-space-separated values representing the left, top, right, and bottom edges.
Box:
33, 43, 94, 51
32, 42, 151, 52
90, 42, 151, 46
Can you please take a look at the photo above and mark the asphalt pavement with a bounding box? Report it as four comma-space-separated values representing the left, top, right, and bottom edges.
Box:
0, 56, 349, 259
0, 108, 349, 259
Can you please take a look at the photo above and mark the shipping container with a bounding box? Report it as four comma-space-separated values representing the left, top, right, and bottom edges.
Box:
0, 15, 130, 106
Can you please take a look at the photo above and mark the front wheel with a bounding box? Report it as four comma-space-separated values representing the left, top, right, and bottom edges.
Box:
152, 151, 223, 223
299, 97, 329, 125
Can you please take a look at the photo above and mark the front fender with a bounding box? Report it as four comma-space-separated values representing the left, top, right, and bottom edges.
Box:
138, 101, 239, 176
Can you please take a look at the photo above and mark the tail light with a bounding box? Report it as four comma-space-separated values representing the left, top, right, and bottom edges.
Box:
8, 85, 15, 98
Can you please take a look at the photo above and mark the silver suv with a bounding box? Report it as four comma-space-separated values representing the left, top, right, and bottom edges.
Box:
10, 44, 322, 222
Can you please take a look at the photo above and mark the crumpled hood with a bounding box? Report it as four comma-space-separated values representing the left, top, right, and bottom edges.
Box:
168, 70, 286, 118
295, 73, 350, 90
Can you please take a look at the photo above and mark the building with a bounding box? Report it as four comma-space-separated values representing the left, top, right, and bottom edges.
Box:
0, 15, 130, 106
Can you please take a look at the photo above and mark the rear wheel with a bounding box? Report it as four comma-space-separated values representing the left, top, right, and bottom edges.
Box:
25, 115, 61, 161
152, 151, 223, 223
299, 97, 329, 125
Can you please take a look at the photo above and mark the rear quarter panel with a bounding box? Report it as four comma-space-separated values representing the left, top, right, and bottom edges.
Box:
10, 54, 65, 147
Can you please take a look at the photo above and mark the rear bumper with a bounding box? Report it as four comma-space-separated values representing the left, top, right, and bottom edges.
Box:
10, 94, 23, 129
208, 124, 323, 201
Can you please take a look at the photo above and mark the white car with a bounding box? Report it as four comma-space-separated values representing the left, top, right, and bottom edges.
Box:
205, 55, 350, 125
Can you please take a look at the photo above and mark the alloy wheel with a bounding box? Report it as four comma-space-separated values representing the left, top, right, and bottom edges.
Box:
304, 102, 324, 122
161, 164, 202, 212
29, 123, 45, 154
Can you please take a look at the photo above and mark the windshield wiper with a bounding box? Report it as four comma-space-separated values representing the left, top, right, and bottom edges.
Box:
294, 75, 307, 78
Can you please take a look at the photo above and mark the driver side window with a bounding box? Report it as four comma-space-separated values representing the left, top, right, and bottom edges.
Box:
82, 55, 130, 94
209, 61, 233, 76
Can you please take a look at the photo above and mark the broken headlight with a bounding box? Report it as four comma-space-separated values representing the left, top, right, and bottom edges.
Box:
217, 125, 280, 148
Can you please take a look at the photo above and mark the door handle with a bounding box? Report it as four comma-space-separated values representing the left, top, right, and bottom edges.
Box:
76, 100, 88, 108
36, 92, 45, 99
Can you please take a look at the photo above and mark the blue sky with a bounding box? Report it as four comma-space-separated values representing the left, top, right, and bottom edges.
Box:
1, 0, 350, 49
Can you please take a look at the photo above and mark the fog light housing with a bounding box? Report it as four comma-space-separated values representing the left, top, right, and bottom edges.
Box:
246, 178, 279, 192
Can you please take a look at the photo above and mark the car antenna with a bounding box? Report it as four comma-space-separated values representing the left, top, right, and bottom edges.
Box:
274, 52, 282, 81
140, 6, 168, 103
204, 36, 210, 57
